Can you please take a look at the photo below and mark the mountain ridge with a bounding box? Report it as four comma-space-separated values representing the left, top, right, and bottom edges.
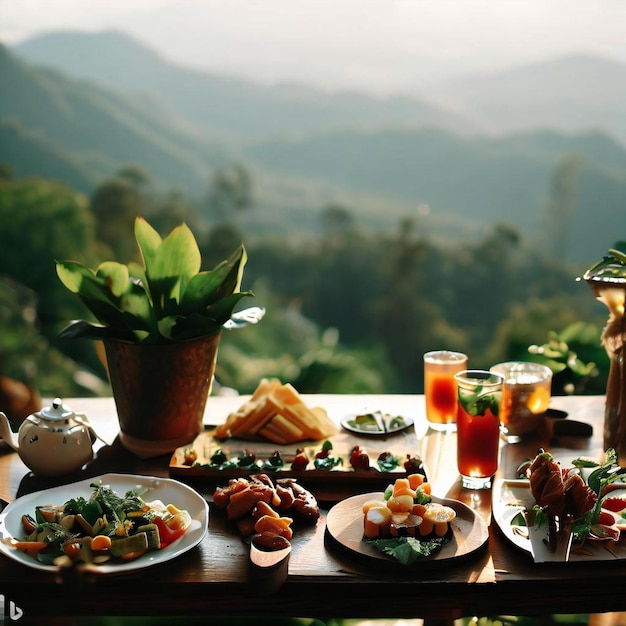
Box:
2, 31, 625, 264
427, 53, 626, 143
12, 30, 476, 142
0, 43, 229, 193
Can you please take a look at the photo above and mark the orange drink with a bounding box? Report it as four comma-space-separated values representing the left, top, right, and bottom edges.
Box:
490, 362, 552, 443
455, 370, 503, 489
424, 351, 468, 431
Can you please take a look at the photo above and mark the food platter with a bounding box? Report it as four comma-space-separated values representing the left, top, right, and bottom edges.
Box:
170, 425, 423, 485
0, 473, 209, 574
325, 492, 488, 567
492, 479, 626, 562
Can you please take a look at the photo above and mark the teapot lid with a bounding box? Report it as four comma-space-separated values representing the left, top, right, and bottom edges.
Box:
37, 398, 75, 421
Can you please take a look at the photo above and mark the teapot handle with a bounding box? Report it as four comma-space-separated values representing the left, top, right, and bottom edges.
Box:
73, 413, 110, 447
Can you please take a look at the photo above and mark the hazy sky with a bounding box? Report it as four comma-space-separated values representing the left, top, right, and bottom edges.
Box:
1, 0, 624, 95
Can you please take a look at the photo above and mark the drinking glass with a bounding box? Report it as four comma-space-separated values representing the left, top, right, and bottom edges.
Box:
490, 361, 552, 443
424, 350, 468, 431
455, 369, 504, 489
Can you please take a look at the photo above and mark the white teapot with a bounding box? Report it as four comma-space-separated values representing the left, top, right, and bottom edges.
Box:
0, 398, 94, 476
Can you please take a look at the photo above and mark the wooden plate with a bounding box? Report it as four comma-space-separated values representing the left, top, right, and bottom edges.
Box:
325, 492, 488, 566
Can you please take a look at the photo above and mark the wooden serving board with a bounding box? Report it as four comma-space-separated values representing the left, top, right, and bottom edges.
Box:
169, 424, 424, 491
325, 492, 489, 568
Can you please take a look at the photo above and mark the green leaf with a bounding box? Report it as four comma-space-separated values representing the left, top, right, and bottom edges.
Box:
95, 262, 130, 298
135, 218, 200, 317
134, 216, 162, 271
169, 292, 252, 340
205, 292, 253, 325
459, 386, 501, 417
365, 536, 450, 564
57, 320, 132, 341
118, 289, 159, 338
181, 245, 247, 312
56, 260, 94, 294
57, 261, 119, 307
377, 453, 399, 472
57, 261, 133, 332
138, 220, 201, 306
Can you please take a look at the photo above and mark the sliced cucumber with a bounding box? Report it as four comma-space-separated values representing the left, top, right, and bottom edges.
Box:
110, 532, 149, 558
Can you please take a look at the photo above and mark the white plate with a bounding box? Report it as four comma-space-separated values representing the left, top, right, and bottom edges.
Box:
0, 473, 208, 574
492, 479, 626, 563
341, 413, 414, 436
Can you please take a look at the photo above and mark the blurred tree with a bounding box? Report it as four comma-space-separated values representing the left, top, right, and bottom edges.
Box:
201, 163, 255, 268
200, 222, 246, 270
0, 278, 103, 397
91, 168, 204, 262
149, 188, 203, 238
0, 164, 14, 181
215, 282, 392, 394
90, 174, 143, 262
542, 153, 583, 260
444, 223, 521, 361
206, 164, 253, 220
320, 203, 355, 240
0, 177, 107, 383
0, 177, 99, 330
117, 164, 151, 188
373, 216, 466, 391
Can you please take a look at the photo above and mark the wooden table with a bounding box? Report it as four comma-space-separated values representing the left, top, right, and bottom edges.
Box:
0, 394, 619, 623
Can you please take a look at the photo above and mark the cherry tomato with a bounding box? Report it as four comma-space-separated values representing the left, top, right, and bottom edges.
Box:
350, 445, 370, 471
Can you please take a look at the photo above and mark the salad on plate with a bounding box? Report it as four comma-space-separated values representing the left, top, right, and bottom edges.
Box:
0, 474, 208, 573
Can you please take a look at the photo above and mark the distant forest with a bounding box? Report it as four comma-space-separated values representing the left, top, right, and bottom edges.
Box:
0, 164, 611, 400
0, 34, 621, 400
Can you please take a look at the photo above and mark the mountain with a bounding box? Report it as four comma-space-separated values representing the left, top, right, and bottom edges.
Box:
0, 120, 98, 192
3, 32, 625, 264
244, 127, 626, 262
428, 55, 626, 145
12, 31, 474, 142
0, 43, 229, 193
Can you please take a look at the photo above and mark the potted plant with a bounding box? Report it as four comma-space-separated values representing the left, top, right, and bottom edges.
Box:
56, 216, 262, 458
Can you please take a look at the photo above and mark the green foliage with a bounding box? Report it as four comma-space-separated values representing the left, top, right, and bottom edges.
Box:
0, 177, 101, 335
215, 287, 391, 394
56, 217, 253, 343
0, 278, 103, 396
0, 161, 616, 395
528, 323, 607, 394
245, 128, 626, 262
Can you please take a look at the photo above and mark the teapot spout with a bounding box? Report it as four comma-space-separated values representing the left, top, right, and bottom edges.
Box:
0, 412, 19, 451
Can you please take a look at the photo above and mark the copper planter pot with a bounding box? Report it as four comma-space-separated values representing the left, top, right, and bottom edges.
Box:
104, 333, 221, 458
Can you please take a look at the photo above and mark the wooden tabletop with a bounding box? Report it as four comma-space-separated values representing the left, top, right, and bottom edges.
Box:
0, 394, 618, 622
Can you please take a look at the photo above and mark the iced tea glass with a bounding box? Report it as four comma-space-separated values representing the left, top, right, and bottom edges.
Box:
455, 369, 504, 489
490, 361, 552, 443
424, 350, 468, 431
